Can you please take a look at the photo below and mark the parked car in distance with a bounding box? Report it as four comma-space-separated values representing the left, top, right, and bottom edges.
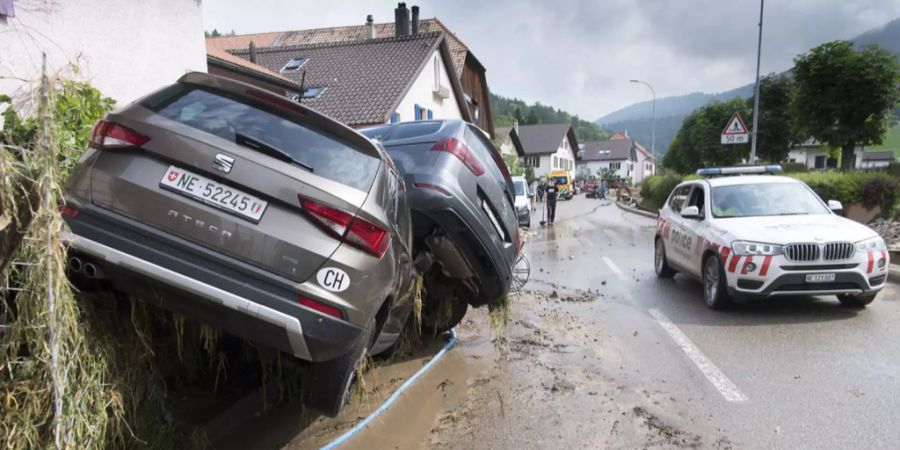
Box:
361, 120, 519, 332
512, 176, 532, 227
654, 165, 890, 309
60, 72, 418, 417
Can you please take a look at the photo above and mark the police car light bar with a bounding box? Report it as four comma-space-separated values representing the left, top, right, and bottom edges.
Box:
696, 165, 783, 176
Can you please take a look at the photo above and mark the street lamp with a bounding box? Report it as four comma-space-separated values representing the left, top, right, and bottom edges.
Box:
629, 79, 656, 165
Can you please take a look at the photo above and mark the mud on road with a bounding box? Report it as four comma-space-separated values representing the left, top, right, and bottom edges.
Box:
232, 284, 733, 449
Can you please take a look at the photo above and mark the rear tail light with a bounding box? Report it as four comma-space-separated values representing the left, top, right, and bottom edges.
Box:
58, 205, 79, 218
431, 137, 485, 176
89, 120, 150, 149
298, 196, 390, 257
298, 296, 342, 319
246, 89, 308, 116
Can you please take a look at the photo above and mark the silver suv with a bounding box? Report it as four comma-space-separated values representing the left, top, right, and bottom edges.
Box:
61, 73, 417, 416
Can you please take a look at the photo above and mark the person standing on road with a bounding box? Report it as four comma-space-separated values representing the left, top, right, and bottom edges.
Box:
536, 181, 545, 204
544, 179, 559, 225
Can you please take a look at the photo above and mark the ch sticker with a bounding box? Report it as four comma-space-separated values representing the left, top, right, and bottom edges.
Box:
317, 267, 350, 292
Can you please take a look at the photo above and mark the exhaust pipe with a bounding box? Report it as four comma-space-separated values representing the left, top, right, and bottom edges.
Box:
83, 263, 105, 280
68, 256, 84, 273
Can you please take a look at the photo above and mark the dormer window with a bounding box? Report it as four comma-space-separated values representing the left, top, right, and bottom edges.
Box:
281, 57, 307, 72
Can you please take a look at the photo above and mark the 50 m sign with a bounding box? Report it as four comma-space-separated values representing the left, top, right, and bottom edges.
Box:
721, 134, 749, 144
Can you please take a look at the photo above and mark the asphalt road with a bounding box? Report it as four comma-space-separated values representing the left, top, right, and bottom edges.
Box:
522, 195, 900, 449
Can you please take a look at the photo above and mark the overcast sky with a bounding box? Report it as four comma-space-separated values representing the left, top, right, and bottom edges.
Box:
203, 0, 900, 120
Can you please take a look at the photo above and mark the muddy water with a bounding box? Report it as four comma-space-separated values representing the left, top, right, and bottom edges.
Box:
277, 288, 732, 449
212, 266, 731, 448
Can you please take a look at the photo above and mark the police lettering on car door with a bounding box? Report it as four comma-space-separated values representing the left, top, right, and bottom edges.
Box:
670, 227, 693, 252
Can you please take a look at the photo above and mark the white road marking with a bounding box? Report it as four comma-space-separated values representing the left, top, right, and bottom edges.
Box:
602, 256, 629, 281
648, 308, 748, 403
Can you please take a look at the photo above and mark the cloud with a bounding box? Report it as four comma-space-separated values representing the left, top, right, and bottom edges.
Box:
203, 0, 900, 119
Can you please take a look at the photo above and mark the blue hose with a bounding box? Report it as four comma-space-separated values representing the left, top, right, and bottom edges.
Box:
320, 328, 459, 450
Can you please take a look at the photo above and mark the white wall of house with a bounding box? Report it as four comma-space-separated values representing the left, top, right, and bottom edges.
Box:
0, 0, 206, 107
577, 159, 632, 179
520, 137, 576, 179
634, 151, 655, 184
392, 50, 462, 123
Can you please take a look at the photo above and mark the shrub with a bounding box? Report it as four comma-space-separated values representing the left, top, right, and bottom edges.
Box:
639, 174, 683, 211
636, 171, 899, 219
781, 162, 808, 173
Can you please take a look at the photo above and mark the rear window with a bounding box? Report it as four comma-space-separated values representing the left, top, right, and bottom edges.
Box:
513, 180, 525, 196
143, 85, 379, 192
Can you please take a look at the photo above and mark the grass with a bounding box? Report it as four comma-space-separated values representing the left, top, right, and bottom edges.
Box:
869, 122, 900, 157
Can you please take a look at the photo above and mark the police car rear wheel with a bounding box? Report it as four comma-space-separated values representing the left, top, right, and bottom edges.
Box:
703, 256, 730, 309
837, 292, 876, 308
654, 238, 676, 278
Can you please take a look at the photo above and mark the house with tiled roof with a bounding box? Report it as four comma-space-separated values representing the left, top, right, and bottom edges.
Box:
205, 3, 494, 136
226, 30, 469, 128
206, 44, 302, 97
509, 122, 579, 178
579, 131, 656, 183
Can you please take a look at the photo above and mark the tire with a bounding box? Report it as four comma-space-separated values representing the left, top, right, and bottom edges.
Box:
424, 298, 468, 335
304, 318, 376, 417
654, 238, 676, 278
837, 292, 877, 308
702, 255, 731, 310
421, 271, 469, 335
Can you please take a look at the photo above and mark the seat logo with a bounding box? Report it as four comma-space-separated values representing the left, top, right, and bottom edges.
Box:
214, 154, 235, 173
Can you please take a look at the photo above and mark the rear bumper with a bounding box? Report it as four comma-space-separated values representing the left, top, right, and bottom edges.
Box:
63, 204, 363, 362
516, 207, 531, 226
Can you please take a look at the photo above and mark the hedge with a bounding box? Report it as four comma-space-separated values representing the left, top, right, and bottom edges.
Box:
637, 171, 900, 219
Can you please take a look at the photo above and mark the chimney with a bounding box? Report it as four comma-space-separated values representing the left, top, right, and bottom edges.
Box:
366, 14, 375, 39
513, 119, 519, 134
411, 5, 420, 34
394, 3, 410, 37
248, 41, 257, 63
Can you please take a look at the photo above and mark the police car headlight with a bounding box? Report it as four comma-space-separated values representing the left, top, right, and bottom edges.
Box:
856, 236, 886, 252
732, 241, 783, 256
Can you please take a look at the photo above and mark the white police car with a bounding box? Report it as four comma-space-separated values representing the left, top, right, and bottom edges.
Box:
654, 166, 890, 309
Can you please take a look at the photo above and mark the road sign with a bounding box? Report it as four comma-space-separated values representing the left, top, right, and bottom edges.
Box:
721, 113, 749, 145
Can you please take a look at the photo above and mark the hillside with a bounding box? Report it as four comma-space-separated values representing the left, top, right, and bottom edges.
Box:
595, 17, 900, 156
490, 93, 609, 142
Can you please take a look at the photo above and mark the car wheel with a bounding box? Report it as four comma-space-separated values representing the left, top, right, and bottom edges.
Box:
304, 318, 376, 417
425, 299, 468, 335
654, 238, 676, 278
702, 255, 731, 310
837, 292, 877, 308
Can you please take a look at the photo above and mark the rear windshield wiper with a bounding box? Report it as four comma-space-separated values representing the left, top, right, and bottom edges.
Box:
235, 132, 314, 173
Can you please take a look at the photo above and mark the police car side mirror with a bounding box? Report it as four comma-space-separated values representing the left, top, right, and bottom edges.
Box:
681, 205, 701, 219
827, 200, 842, 212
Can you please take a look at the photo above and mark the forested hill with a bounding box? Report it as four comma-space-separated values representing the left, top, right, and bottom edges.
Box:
490, 93, 610, 142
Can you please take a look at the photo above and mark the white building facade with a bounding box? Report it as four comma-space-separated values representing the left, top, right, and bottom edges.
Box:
512, 123, 578, 179
0, 0, 207, 106
391, 51, 463, 124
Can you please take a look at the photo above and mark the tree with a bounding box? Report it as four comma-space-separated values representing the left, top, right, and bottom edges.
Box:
525, 108, 540, 125
791, 40, 900, 172
663, 98, 751, 173
513, 106, 524, 125
749, 74, 800, 163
